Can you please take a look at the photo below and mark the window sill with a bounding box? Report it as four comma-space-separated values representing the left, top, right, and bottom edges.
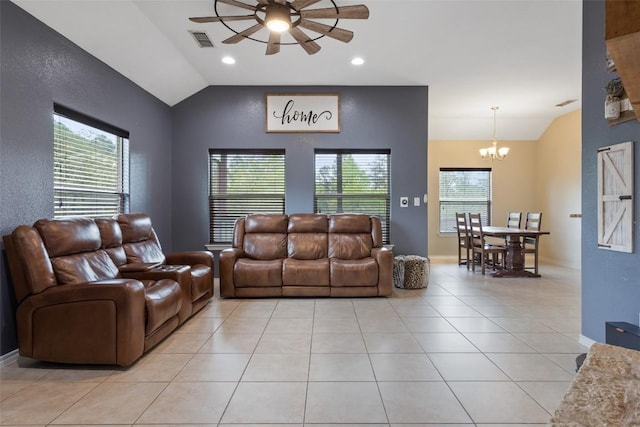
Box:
205, 244, 231, 251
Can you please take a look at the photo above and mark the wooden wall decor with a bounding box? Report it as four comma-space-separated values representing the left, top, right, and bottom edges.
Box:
266, 94, 340, 133
597, 141, 634, 253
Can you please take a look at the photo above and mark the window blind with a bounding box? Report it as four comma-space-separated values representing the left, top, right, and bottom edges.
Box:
209, 149, 286, 244
53, 108, 129, 218
314, 149, 391, 244
439, 168, 492, 232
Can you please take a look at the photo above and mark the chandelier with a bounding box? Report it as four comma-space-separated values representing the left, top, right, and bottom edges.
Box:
479, 106, 509, 161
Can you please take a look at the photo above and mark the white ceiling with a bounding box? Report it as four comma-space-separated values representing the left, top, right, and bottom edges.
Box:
12, 0, 583, 140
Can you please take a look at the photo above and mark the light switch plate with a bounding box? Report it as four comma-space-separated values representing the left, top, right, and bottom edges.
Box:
413, 197, 420, 206
400, 197, 409, 207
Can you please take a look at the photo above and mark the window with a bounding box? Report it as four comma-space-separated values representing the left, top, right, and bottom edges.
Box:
209, 149, 286, 244
314, 149, 391, 244
53, 105, 129, 218
439, 168, 492, 233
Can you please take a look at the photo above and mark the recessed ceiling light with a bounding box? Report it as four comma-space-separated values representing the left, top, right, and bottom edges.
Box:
351, 57, 365, 66
222, 56, 236, 65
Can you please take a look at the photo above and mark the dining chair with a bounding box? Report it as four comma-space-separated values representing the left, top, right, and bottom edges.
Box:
455, 212, 471, 269
507, 212, 522, 228
503, 211, 523, 246
468, 213, 505, 275
523, 212, 543, 275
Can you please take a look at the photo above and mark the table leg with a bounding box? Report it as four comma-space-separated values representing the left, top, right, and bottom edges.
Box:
492, 237, 540, 278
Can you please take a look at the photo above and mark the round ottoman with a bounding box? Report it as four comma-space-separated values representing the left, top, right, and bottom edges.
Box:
393, 256, 405, 288
398, 255, 429, 289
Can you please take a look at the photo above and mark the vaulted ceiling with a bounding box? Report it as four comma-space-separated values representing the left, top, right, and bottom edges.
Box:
12, 0, 583, 140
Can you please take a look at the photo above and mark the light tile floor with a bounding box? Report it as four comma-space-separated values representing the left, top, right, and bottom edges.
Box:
0, 262, 586, 426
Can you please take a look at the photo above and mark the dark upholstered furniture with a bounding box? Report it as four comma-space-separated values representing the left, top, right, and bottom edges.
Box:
3, 213, 213, 366
220, 213, 393, 298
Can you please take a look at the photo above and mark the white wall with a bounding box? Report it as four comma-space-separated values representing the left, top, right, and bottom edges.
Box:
535, 109, 582, 269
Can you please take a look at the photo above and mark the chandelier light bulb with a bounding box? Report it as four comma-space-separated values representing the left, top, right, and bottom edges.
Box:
479, 106, 509, 161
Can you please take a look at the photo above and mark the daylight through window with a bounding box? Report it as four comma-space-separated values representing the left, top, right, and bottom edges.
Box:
314, 149, 390, 244
53, 106, 129, 218
209, 149, 286, 244
439, 168, 492, 232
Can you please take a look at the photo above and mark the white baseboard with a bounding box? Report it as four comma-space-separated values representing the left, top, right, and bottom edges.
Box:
426, 255, 457, 263
0, 349, 19, 367
579, 334, 597, 349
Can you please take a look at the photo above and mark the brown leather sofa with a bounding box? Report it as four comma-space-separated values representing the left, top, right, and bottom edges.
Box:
3, 213, 213, 366
220, 213, 393, 298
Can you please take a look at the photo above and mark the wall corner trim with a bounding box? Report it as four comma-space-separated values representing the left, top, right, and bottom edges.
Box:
0, 349, 19, 367
579, 334, 597, 349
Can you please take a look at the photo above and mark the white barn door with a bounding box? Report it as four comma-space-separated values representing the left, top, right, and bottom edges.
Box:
598, 141, 634, 253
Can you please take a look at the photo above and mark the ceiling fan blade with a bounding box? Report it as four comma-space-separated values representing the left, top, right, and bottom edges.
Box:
300, 5, 370, 19
289, 27, 321, 55
189, 15, 255, 23
217, 0, 256, 12
291, 0, 322, 10
266, 31, 281, 55
299, 19, 353, 43
222, 23, 264, 44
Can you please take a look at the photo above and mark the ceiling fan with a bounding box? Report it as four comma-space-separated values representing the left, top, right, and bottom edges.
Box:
189, 0, 370, 55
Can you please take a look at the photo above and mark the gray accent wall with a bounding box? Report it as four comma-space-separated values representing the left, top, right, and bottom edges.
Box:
582, 1, 640, 342
0, 2, 173, 355
170, 86, 429, 257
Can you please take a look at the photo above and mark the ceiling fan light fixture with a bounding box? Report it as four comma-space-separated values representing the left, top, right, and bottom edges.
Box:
265, 3, 291, 32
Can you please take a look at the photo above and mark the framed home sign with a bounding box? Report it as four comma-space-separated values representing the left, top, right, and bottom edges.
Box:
266, 93, 340, 133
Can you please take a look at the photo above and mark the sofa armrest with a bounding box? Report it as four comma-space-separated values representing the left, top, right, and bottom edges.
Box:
219, 248, 244, 298
121, 266, 192, 322
118, 262, 161, 273
165, 251, 214, 268
372, 247, 393, 296
16, 279, 146, 366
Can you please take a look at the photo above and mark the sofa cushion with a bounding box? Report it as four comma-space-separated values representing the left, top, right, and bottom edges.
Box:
288, 233, 328, 260
234, 258, 283, 287
95, 219, 127, 266
283, 258, 330, 286
117, 214, 166, 264
123, 240, 166, 264
327, 214, 373, 259
52, 251, 120, 285
245, 214, 288, 233
143, 279, 182, 334
117, 213, 155, 243
330, 258, 378, 287
96, 219, 122, 248
328, 214, 371, 233
328, 234, 372, 259
288, 214, 328, 233
244, 234, 287, 260
35, 218, 101, 257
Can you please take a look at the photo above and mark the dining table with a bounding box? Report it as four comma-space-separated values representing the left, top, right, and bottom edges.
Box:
480, 226, 550, 278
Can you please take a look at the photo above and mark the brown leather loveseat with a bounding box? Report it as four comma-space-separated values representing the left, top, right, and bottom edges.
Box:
3, 213, 213, 366
220, 213, 393, 298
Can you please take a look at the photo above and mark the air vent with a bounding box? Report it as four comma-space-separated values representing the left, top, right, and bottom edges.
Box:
189, 31, 214, 48
555, 99, 578, 107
